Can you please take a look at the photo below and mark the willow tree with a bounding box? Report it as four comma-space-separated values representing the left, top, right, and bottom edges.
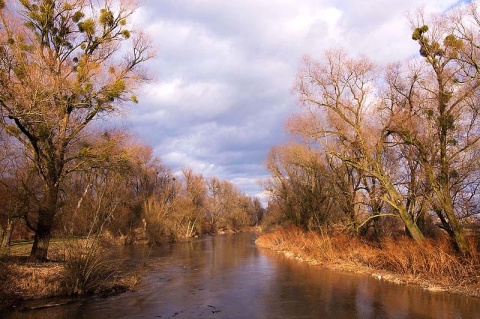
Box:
385, 4, 480, 255
0, 0, 152, 260
293, 49, 426, 243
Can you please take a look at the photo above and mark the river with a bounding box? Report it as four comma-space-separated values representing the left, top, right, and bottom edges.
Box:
4, 233, 480, 319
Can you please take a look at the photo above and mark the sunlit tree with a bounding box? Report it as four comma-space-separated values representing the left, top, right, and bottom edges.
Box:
384, 4, 480, 254
0, 0, 153, 260
293, 49, 425, 243
265, 143, 336, 230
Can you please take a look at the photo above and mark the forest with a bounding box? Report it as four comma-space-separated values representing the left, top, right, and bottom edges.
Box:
0, 0, 264, 262
0, 1, 266, 305
256, 4, 480, 296
263, 3, 480, 258
0, 129, 265, 245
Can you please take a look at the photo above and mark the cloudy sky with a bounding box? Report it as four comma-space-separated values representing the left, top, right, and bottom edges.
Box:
122, 0, 471, 202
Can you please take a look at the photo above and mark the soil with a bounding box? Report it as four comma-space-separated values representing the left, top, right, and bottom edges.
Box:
0, 255, 136, 313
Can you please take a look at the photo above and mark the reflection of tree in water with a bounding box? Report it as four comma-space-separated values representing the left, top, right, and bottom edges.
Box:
6, 233, 480, 319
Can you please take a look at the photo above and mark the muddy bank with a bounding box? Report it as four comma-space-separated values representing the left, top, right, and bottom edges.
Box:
0, 257, 136, 312
256, 227, 480, 299
0, 243, 139, 313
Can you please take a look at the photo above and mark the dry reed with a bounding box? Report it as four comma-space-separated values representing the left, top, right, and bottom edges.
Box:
256, 227, 480, 293
0, 238, 139, 311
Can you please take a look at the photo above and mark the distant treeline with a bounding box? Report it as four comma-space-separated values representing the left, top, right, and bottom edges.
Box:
0, 129, 264, 247
0, 0, 264, 260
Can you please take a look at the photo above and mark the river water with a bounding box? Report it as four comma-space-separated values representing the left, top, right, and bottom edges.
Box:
4, 233, 480, 319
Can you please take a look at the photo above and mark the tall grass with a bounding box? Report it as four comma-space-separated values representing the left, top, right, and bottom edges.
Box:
0, 258, 66, 309
62, 238, 118, 295
256, 227, 480, 290
0, 238, 140, 312
376, 238, 472, 283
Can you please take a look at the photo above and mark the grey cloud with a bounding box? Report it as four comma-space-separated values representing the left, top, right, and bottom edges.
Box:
123, 0, 463, 201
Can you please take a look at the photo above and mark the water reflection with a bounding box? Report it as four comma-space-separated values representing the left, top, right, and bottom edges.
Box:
4, 233, 480, 319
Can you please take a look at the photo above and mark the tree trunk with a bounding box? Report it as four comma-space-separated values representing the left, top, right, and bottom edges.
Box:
398, 205, 425, 243
30, 231, 51, 261
30, 187, 58, 261
442, 185, 470, 255
436, 65, 469, 255
30, 209, 55, 261
384, 182, 425, 243
0, 219, 14, 248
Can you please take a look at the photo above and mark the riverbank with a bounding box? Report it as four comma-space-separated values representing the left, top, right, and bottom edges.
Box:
0, 228, 261, 312
0, 239, 139, 312
256, 227, 480, 298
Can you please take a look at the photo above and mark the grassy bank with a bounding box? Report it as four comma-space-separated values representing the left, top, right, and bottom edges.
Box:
0, 239, 139, 312
256, 227, 480, 297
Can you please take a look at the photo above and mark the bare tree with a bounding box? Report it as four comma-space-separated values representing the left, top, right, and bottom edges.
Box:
0, 0, 153, 260
293, 49, 425, 243
383, 4, 480, 254
264, 143, 336, 230
0, 134, 34, 246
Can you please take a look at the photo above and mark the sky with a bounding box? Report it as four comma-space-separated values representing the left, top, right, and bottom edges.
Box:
120, 0, 472, 203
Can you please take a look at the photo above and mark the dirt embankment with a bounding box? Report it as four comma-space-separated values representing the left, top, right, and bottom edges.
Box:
0, 240, 138, 312
256, 227, 480, 298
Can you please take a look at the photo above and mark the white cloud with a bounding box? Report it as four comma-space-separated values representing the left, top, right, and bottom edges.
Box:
141, 79, 235, 121
162, 150, 219, 176
123, 0, 466, 200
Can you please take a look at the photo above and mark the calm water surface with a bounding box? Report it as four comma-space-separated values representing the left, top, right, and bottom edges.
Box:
4, 233, 480, 319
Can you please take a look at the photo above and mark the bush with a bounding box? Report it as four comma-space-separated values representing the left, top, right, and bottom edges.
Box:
62, 239, 116, 295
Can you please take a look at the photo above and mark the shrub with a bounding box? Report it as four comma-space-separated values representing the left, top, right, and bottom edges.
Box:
62, 239, 116, 295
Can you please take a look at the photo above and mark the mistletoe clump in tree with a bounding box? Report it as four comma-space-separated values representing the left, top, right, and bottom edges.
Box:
0, 0, 153, 260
